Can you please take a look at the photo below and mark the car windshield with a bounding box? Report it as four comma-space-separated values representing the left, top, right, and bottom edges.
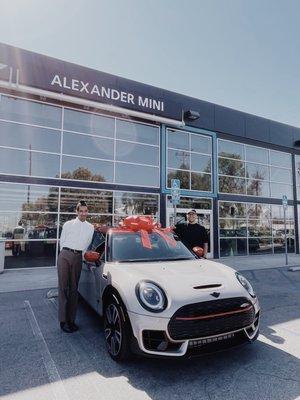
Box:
108, 232, 196, 263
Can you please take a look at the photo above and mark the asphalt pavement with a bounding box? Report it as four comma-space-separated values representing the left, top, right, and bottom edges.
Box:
0, 267, 299, 400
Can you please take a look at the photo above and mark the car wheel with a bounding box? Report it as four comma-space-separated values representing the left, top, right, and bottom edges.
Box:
103, 295, 132, 362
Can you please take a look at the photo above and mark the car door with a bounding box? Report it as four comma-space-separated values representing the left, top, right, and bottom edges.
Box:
79, 242, 106, 314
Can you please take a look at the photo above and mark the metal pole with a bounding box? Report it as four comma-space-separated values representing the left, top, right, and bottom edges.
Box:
173, 203, 177, 226
284, 206, 288, 266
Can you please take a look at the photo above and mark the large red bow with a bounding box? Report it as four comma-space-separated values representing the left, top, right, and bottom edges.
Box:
117, 216, 176, 249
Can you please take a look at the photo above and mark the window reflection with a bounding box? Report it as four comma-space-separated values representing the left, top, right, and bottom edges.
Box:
116, 141, 159, 166
0, 95, 61, 128
0, 213, 58, 240
0, 148, 60, 178
116, 120, 159, 145
218, 158, 245, 177
219, 201, 295, 257
191, 172, 211, 191
246, 180, 270, 197
0, 121, 61, 153
191, 135, 211, 154
168, 149, 190, 170
64, 109, 115, 137
115, 163, 159, 186
4, 240, 57, 269
218, 139, 293, 198
0, 183, 58, 212
246, 145, 269, 163
63, 132, 114, 160
60, 188, 113, 214
61, 157, 113, 182
220, 238, 247, 256
218, 176, 246, 194
114, 192, 158, 218
168, 170, 189, 189
218, 140, 244, 159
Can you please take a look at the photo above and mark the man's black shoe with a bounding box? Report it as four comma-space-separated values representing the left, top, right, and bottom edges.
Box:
69, 322, 79, 332
60, 322, 73, 333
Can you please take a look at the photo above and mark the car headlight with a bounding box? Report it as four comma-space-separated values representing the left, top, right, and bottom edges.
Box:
236, 272, 256, 298
136, 281, 167, 313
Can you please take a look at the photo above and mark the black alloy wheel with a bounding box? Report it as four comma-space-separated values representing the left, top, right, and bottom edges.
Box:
103, 295, 132, 361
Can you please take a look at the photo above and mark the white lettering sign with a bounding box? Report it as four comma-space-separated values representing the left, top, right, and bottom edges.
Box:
50, 74, 164, 112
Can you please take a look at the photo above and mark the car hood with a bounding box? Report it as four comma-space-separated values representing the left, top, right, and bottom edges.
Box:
104, 259, 253, 317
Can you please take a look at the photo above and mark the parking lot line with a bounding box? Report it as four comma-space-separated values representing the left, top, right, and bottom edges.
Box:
24, 300, 70, 400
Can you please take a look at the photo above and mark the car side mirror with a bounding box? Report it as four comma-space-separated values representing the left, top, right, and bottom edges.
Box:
192, 246, 204, 258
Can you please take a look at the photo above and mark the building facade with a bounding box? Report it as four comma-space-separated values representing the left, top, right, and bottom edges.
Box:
0, 42, 299, 269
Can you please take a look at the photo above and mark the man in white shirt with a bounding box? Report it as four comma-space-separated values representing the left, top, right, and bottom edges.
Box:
58, 200, 94, 333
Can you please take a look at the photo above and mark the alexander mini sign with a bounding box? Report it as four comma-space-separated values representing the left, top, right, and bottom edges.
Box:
0, 42, 181, 119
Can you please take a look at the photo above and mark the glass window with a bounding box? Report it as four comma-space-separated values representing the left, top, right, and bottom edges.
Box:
247, 203, 271, 219
167, 170, 189, 190
60, 188, 113, 214
218, 176, 246, 194
245, 145, 269, 164
220, 238, 247, 256
246, 163, 269, 180
270, 167, 292, 183
248, 219, 272, 237
191, 172, 211, 191
246, 180, 270, 197
4, 240, 57, 269
116, 141, 159, 166
113, 192, 159, 217
0, 96, 61, 128
0, 148, 60, 178
168, 130, 189, 150
272, 205, 294, 219
168, 149, 190, 170
115, 163, 159, 187
64, 109, 114, 138
218, 158, 245, 177
270, 183, 293, 199
270, 150, 291, 168
167, 196, 212, 210
219, 202, 246, 218
61, 156, 113, 182
219, 219, 247, 237
0, 121, 61, 153
191, 154, 211, 173
191, 135, 211, 154
249, 238, 272, 255
0, 183, 58, 212
63, 132, 114, 160
218, 140, 244, 160
116, 120, 159, 145
0, 212, 58, 239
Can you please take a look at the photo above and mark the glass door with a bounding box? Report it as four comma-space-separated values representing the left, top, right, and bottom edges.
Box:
166, 207, 213, 258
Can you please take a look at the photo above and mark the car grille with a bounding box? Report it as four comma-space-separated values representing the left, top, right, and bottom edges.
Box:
168, 297, 255, 340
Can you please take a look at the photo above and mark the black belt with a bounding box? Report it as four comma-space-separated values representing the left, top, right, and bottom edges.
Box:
62, 247, 82, 254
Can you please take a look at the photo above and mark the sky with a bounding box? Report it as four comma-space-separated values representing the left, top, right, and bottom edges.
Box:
0, 0, 300, 127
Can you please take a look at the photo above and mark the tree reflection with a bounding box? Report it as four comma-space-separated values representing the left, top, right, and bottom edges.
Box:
61, 166, 106, 182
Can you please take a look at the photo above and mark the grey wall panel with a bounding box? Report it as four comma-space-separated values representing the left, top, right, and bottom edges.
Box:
269, 122, 293, 147
214, 105, 246, 137
245, 115, 270, 142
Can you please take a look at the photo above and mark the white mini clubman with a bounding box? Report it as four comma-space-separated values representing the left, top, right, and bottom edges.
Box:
79, 216, 260, 361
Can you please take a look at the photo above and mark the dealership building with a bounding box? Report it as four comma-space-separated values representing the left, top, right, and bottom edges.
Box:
0, 42, 299, 269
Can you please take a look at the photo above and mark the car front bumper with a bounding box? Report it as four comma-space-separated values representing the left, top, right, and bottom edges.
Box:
127, 298, 260, 357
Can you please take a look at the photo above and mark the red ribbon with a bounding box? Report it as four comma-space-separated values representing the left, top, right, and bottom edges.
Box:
111, 216, 177, 249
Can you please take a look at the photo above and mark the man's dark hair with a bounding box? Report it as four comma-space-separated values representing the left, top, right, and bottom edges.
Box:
76, 200, 88, 211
